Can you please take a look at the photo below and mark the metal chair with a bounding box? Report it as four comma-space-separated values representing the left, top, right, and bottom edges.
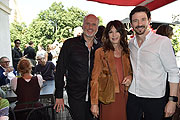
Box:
26, 105, 53, 120
8, 107, 16, 120
8, 107, 34, 120
26, 104, 73, 120
55, 104, 74, 120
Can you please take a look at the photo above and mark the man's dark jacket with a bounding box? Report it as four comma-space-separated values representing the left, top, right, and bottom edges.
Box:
55, 35, 101, 101
24, 46, 36, 67
12, 47, 22, 71
24, 46, 36, 60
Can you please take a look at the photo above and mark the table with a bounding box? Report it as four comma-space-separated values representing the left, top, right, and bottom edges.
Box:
5, 80, 55, 104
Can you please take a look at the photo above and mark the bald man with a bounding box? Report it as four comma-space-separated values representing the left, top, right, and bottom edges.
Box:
54, 14, 100, 120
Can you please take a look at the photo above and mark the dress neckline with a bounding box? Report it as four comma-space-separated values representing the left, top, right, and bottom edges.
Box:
114, 56, 122, 59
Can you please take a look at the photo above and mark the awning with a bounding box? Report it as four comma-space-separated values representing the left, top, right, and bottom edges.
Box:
87, 0, 176, 11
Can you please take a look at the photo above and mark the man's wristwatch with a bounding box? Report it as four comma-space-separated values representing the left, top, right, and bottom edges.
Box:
169, 96, 178, 102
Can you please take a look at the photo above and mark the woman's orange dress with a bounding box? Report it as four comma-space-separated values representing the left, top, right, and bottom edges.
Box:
100, 57, 128, 120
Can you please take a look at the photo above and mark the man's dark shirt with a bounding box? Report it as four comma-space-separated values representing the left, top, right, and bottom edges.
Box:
24, 46, 36, 60
34, 61, 55, 81
12, 47, 22, 71
55, 35, 101, 101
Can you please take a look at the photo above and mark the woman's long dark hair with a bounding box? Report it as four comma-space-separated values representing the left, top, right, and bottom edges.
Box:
156, 24, 173, 38
102, 20, 129, 54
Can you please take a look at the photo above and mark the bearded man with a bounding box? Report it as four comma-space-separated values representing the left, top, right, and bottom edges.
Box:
54, 14, 101, 120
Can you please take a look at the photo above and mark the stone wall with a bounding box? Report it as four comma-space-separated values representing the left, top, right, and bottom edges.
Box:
0, 0, 12, 65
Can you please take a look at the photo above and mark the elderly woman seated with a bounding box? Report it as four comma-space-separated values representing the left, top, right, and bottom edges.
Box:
11, 58, 44, 110
34, 55, 55, 81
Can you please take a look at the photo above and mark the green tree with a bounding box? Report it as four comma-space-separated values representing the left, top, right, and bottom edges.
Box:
171, 14, 180, 54
10, 2, 104, 50
98, 16, 104, 26
26, 2, 89, 49
172, 25, 180, 54
10, 21, 28, 49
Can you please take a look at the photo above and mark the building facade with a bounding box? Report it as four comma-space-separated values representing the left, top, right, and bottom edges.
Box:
0, 0, 12, 63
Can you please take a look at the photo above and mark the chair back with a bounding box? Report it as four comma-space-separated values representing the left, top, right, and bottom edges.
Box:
26, 105, 52, 120
14, 107, 34, 120
26, 104, 74, 120
9, 107, 16, 120
55, 104, 73, 120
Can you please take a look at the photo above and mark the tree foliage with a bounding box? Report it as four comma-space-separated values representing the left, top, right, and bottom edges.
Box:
171, 14, 180, 54
10, 22, 28, 48
172, 25, 180, 54
27, 2, 88, 50
10, 2, 104, 51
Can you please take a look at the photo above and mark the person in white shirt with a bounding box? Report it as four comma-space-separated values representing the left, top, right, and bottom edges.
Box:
36, 44, 48, 62
127, 6, 179, 120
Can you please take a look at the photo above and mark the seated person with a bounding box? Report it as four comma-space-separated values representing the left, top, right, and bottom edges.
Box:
0, 89, 9, 120
0, 97, 9, 120
11, 58, 43, 110
34, 55, 55, 81
0, 57, 16, 86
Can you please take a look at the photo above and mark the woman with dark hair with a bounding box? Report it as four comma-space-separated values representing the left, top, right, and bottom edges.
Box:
95, 25, 105, 45
90, 20, 132, 120
156, 24, 173, 39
